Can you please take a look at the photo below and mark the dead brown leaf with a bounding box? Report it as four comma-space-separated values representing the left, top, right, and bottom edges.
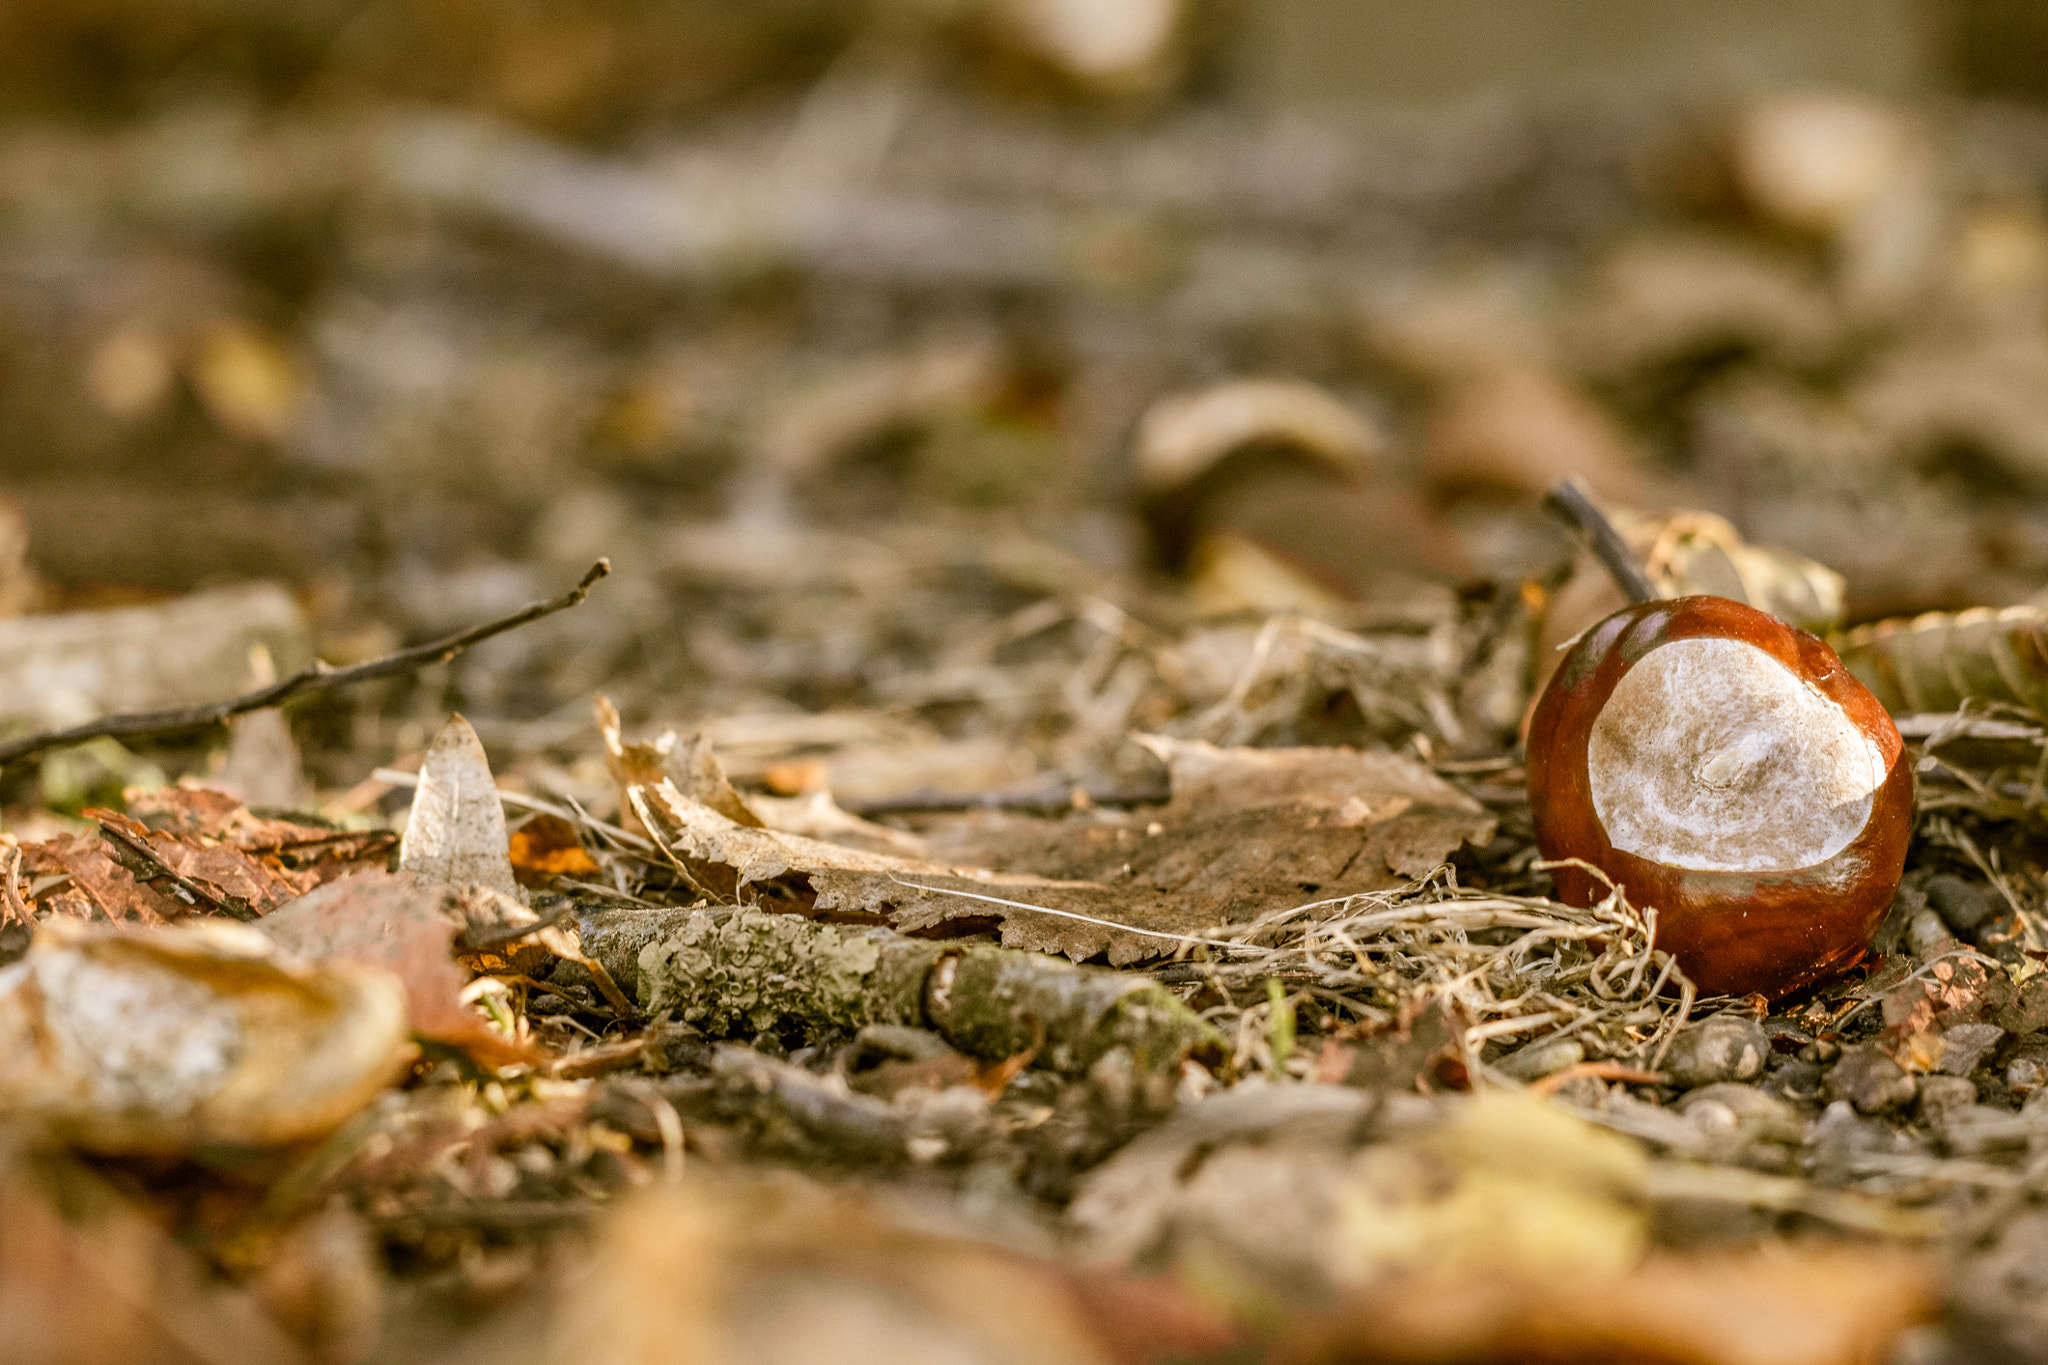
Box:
258, 871, 537, 1067
1275, 1246, 1940, 1365
634, 736, 1492, 965
509, 812, 601, 887
0, 918, 410, 1151
398, 715, 522, 898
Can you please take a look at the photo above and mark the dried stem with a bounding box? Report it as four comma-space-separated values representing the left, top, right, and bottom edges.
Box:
0, 559, 611, 768
1542, 477, 1657, 606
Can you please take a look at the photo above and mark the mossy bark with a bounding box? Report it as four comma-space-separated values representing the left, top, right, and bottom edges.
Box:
585, 903, 1219, 1074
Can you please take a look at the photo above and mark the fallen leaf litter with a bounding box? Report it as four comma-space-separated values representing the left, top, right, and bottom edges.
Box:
11, 20, 2048, 1362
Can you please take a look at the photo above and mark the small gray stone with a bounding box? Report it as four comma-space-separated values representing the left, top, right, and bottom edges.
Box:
1926, 874, 2000, 935
1915, 1074, 1976, 1125
1824, 1042, 1918, 1114
1938, 1022, 2006, 1077
1662, 1015, 1769, 1088
1940, 1105, 2035, 1157
1674, 1082, 1805, 1144
1905, 907, 1954, 960
1764, 1059, 1825, 1103
1496, 1038, 1584, 1081
2007, 1049, 2048, 1095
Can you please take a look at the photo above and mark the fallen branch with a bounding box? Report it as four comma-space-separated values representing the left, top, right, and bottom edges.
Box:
1543, 477, 1657, 606
0, 559, 610, 768
571, 903, 1222, 1076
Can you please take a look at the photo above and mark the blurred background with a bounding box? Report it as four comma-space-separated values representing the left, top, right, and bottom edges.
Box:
9, 0, 2048, 800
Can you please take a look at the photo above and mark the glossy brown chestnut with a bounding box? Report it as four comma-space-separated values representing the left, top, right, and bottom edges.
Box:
1527, 595, 1912, 999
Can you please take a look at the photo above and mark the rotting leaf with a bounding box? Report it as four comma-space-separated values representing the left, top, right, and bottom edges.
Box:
398, 714, 522, 898
554, 1174, 1138, 1365
509, 812, 601, 887
597, 693, 764, 831
633, 730, 1494, 965
1835, 604, 2048, 715
0, 918, 410, 1152
259, 870, 540, 1067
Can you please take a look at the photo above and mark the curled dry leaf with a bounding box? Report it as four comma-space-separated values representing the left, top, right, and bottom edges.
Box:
1835, 604, 2048, 715
1421, 364, 1642, 506
0, 918, 410, 1152
633, 735, 1492, 965
398, 714, 522, 898
597, 694, 764, 838
260, 871, 539, 1067
1134, 377, 1382, 497
555, 1173, 1200, 1365
1532, 506, 1848, 719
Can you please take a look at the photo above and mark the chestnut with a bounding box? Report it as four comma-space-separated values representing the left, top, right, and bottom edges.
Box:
1527, 595, 1912, 999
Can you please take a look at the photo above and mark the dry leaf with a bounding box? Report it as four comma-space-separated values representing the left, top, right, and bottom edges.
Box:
0, 1154, 308, 1365
0, 918, 410, 1151
555, 1174, 1131, 1365
259, 870, 538, 1067
634, 736, 1492, 964
1134, 377, 1382, 497
1421, 364, 1642, 506
1835, 604, 2048, 714
598, 694, 764, 834
1276, 1246, 1939, 1365
398, 714, 522, 898
509, 812, 601, 887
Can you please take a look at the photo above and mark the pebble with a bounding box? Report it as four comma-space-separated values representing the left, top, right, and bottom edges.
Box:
2006, 1049, 2048, 1095
1663, 1015, 1769, 1088
1937, 1022, 2006, 1077
1765, 1059, 1826, 1103
1497, 1037, 1584, 1081
1824, 1042, 1918, 1114
1674, 1082, 1805, 1144
1905, 906, 1955, 959
1925, 873, 2000, 936
1915, 1074, 1976, 1125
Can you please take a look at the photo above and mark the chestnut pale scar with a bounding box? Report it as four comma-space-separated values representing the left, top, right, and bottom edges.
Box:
1586, 636, 1888, 874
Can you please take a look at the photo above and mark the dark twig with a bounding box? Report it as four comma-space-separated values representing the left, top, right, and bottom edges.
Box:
0, 559, 611, 768
457, 899, 578, 953
1541, 478, 1657, 606
87, 809, 253, 921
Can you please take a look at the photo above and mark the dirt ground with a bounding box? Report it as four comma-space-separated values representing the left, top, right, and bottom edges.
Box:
8, 5, 2048, 1363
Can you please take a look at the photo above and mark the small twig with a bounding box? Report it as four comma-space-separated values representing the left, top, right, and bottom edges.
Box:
1542, 477, 1657, 606
0, 559, 611, 768
458, 900, 578, 953
87, 809, 253, 922
1527, 1060, 1668, 1096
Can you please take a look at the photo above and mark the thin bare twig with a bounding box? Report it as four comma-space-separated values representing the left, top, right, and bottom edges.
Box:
0, 559, 611, 768
1543, 477, 1657, 606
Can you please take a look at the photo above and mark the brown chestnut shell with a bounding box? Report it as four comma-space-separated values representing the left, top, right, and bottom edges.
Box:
1527, 595, 1912, 1000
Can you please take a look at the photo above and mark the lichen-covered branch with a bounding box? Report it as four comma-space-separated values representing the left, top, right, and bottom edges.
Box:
575, 903, 1220, 1075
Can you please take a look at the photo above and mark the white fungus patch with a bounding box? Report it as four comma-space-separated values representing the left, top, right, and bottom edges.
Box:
1587, 636, 1888, 873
